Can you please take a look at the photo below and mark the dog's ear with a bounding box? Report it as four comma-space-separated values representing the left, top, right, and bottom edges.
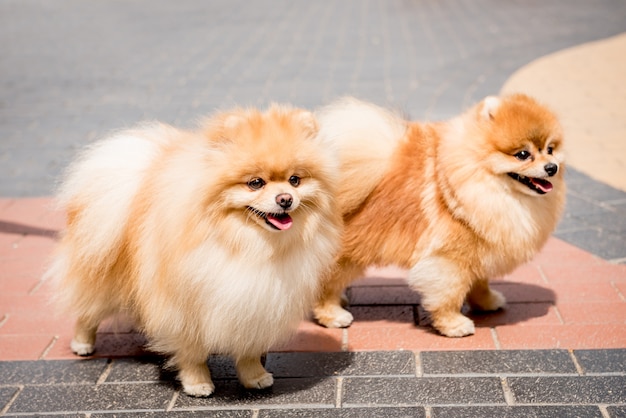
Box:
199, 109, 250, 144
480, 96, 501, 121
295, 110, 319, 137
223, 113, 247, 131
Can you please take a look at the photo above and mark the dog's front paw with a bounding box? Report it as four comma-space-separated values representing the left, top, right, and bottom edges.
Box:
178, 361, 214, 397
241, 372, 274, 390
314, 305, 354, 328
183, 382, 215, 397
70, 339, 95, 356
434, 314, 476, 337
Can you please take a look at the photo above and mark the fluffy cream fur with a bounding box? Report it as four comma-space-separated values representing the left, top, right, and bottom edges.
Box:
47, 106, 341, 396
313, 94, 565, 337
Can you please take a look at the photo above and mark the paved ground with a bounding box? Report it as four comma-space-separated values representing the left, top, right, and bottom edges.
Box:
2, 0, 626, 197
1, 0, 625, 416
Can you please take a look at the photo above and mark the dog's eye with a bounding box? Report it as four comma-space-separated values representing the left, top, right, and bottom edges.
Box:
546, 146, 554, 155
288, 176, 301, 187
514, 150, 531, 161
247, 178, 266, 190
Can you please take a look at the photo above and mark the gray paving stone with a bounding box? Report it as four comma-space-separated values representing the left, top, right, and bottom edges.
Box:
342, 377, 505, 406
431, 405, 604, 418
421, 350, 577, 375
349, 305, 416, 324
91, 412, 252, 417
556, 169, 626, 260
264, 351, 415, 378
581, 207, 626, 236
348, 286, 421, 305
565, 171, 626, 202
508, 376, 626, 404
259, 407, 426, 417
554, 228, 626, 261
0, 386, 19, 411
574, 349, 626, 374
607, 406, 626, 418
3, 415, 85, 418
105, 357, 171, 383
564, 194, 614, 217
105, 355, 237, 383
8, 383, 174, 414
174, 377, 336, 409
0, 359, 108, 385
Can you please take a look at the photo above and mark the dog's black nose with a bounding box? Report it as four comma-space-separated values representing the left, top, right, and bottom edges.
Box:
276, 193, 293, 209
544, 163, 558, 177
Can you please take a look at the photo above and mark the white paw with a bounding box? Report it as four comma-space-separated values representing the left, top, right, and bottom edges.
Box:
470, 288, 507, 312
183, 382, 215, 397
437, 315, 476, 337
330, 308, 354, 328
320, 306, 354, 328
70, 339, 95, 356
489, 289, 507, 310
242, 372, 274, 390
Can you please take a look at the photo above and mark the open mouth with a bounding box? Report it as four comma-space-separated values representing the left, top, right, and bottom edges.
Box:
247, 207, 293, 230
508, 173, 553, 195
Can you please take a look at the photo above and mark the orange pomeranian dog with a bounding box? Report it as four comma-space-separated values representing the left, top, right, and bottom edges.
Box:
313, 94, 565, 337
47, 105, 341, 397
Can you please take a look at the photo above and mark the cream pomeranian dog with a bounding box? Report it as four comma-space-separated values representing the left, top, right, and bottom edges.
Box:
46, 105, 341, 397
313, 93, 565, 337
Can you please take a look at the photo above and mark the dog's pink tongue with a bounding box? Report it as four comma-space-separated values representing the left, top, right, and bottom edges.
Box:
531, 178, 553, 193
267, 214, 293, 230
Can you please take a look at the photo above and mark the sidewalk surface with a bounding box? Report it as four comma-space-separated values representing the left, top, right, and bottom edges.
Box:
1, 0, 625, 416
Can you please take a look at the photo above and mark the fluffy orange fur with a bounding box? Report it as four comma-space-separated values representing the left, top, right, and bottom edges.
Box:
47, 105, 341, 396
314, 94, 565, 337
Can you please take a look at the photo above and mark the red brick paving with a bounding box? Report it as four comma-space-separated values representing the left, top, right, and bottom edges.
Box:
495, 324, 626, 349
0, 197, 624, 360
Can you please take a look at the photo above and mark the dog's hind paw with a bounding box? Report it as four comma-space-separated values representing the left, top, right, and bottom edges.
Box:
70, 339, 95, 356
470, 288, 506, 312
242, 372, 274, 390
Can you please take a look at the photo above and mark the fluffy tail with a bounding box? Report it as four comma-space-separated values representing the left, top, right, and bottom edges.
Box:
316, 98, 406, 215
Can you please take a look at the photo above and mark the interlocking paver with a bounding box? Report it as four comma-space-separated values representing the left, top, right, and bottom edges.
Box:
607, 406, 626, 418
421, 350, 577, 375
264, 351, 415, 378
92, 413, 251, 418
508, 376, 626, 404
0, 359, 107, 385
173, 378, 337, 409
430, 406, 605, 418
574, 349, 626, 374
495, 324, 626, 350
7, 383, 175, 414
0, 387, 19, 412
0, 350, 623, 415
341, 376, 506, 406
259, 408, 426, 418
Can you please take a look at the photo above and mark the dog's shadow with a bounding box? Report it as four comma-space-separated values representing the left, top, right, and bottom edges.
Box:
106, 351, 354, 406
471, 281, 557, 328
0, 220, 58, 238
347, 280, 557, 330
